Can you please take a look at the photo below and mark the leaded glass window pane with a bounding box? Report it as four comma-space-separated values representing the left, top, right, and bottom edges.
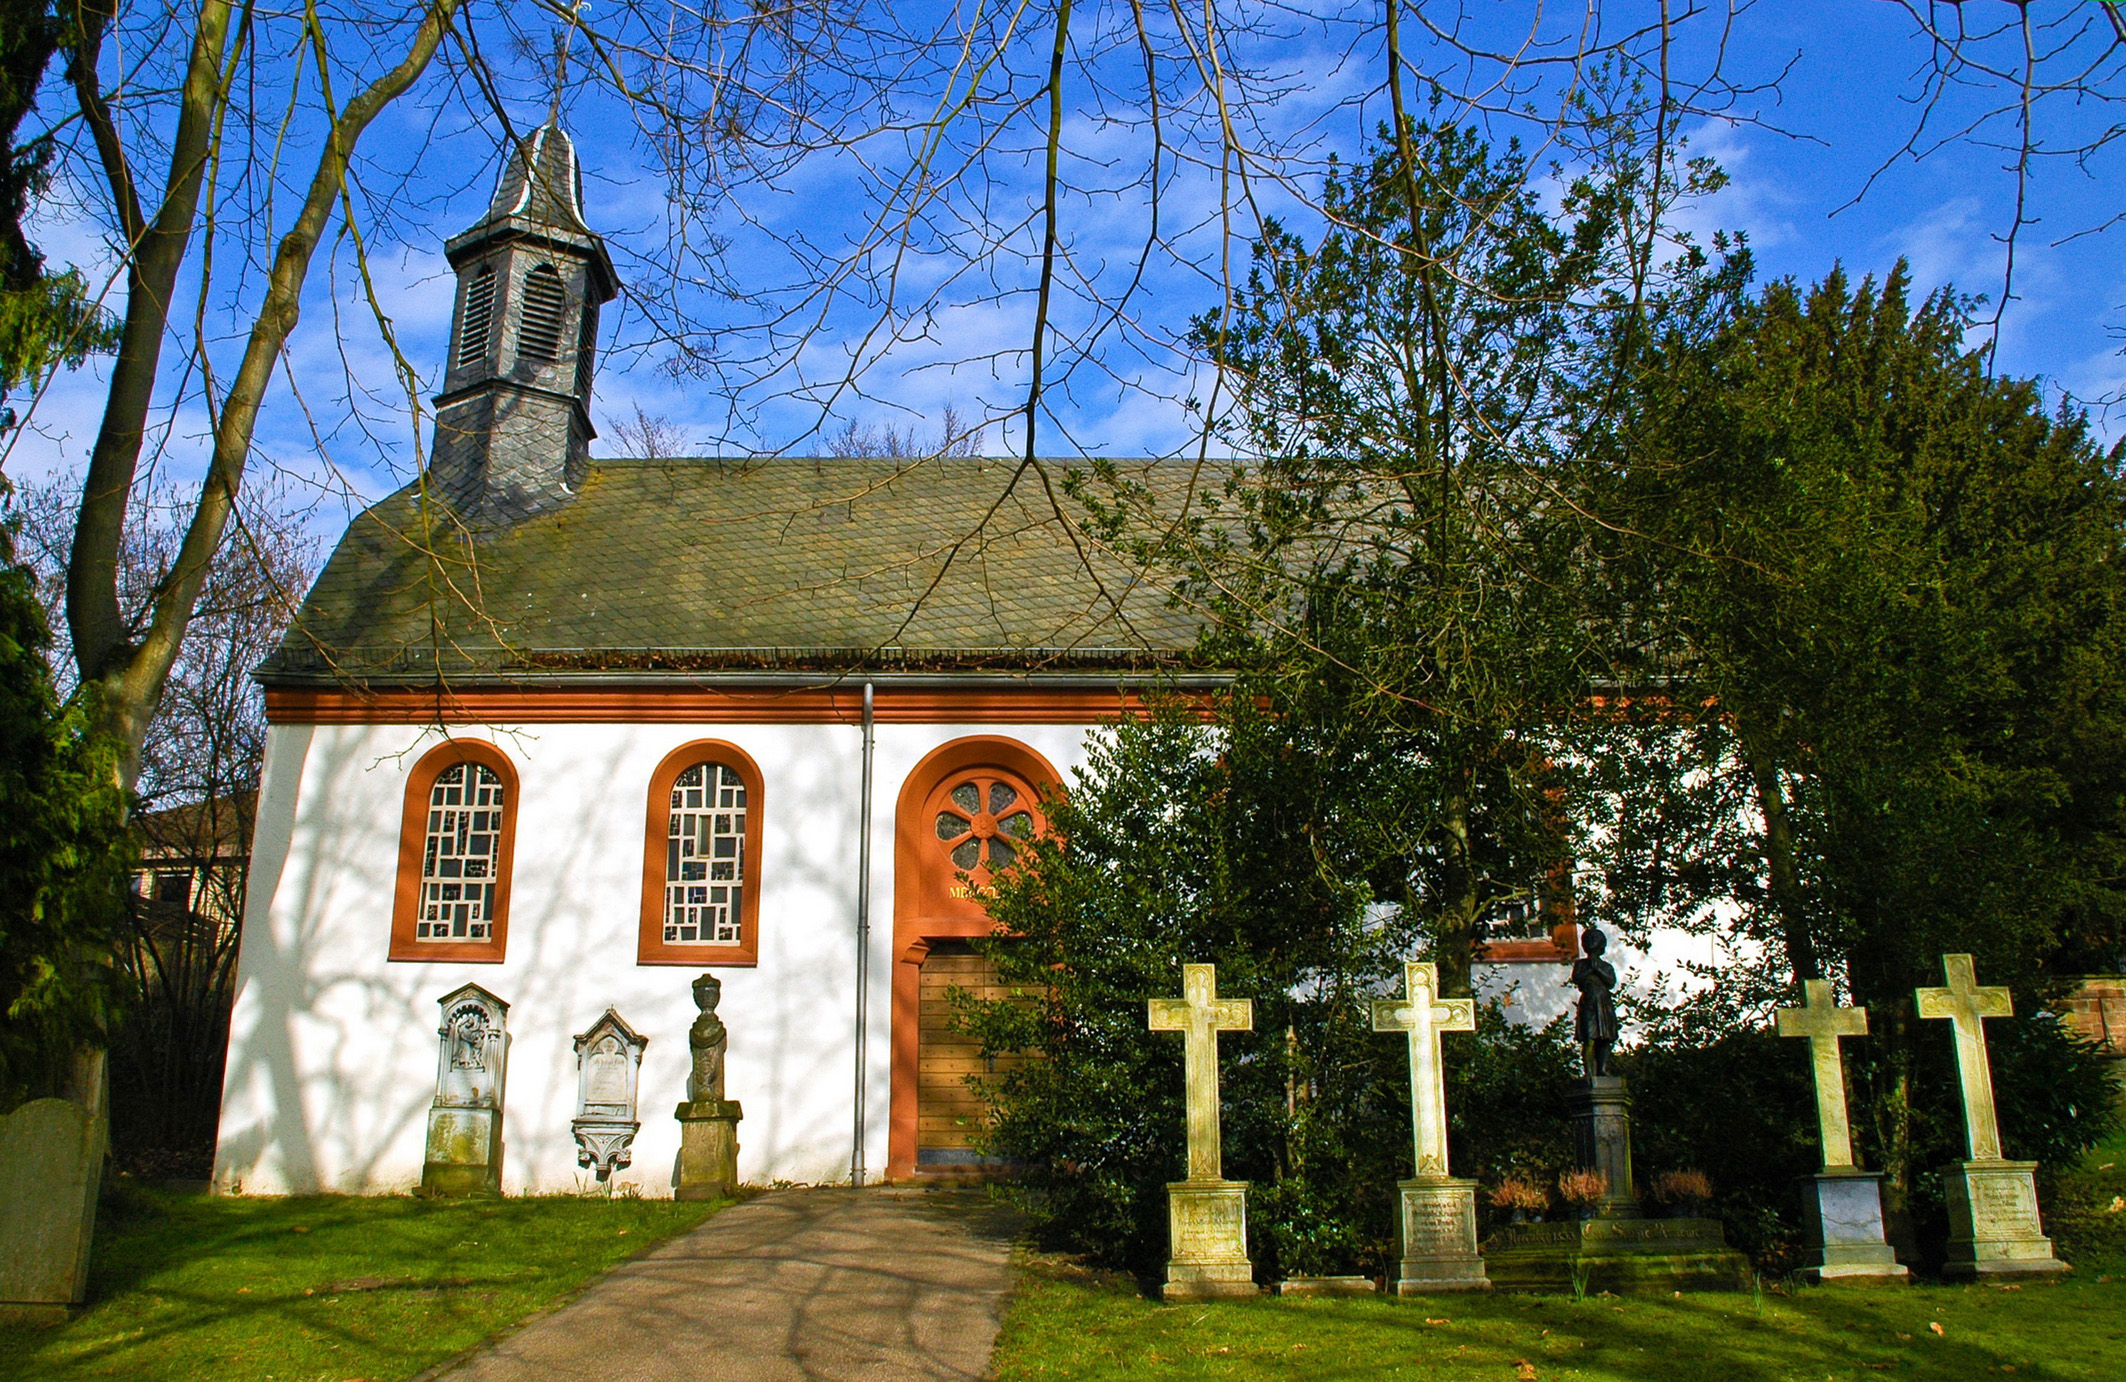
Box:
664, 763, 747, 944
416, 763, 505, 942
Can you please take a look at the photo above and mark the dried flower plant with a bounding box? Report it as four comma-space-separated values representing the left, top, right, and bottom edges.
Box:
1650, 1169, 1714, 1206
1555, 1170, 1609, 1206
1488, 1177, 1549, 1212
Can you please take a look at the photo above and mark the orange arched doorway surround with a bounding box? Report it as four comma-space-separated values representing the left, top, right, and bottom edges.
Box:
887, 735, 1062, 1180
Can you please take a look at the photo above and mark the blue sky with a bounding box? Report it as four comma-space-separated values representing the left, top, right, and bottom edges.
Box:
5, 1, 2122, 532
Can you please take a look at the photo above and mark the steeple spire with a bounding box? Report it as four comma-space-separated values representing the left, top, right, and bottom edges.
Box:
427, 115, 619, 524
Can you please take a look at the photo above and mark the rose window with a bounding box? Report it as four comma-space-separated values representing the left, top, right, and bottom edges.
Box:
933, 774, 1040, 878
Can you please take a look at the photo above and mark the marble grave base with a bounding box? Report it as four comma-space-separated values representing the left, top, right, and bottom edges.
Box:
1392, 1176, 1491, 1294
421, 1106, 503, 1197
674, 1099, 743, 1200
1943, 1159, 2068, 1280
1483, 1216, 1751, 1294
1163, 1179, 1258, 1300
1799, 1171, 1907, 1282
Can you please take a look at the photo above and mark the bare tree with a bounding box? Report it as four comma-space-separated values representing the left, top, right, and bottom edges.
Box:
8, 468, 316, 1169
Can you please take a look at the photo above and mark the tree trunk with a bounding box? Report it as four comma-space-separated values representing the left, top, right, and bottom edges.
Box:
1741, 726, 1820, 983
1436, 772, 1479, 997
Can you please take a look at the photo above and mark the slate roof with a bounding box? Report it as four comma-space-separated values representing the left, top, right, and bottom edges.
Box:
262, 455, 1220, 685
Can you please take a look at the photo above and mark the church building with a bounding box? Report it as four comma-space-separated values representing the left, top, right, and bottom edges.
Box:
212, 123, 1569, 1196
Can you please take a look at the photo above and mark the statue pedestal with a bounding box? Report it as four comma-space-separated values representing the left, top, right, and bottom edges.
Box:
1799, 1172, 1906, 1282
422, 1106, 503, 1197
1483, 1215, 1751, 1293
1391, 1176, 1490, 1294
1569, 1076, 1642, 1217
674, 1099, 743, 1201
1943, 1159, 2067, 1279
1163, 1180, 1256, 1300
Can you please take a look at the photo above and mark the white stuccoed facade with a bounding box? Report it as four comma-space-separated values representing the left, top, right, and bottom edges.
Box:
214, 718, 1095, 1196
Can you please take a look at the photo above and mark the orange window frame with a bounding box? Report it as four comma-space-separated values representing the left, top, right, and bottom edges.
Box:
639, 740, 765, 967
388, 738, 520, 963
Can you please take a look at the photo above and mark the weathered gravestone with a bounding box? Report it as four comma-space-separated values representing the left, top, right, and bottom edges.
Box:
1372, 960, 1489, 1294
1916, 954, 2067, 1279
1148, 963, 1256, 1300
674, 973, 743, 1200
1484, 928, 1749, 1293
572, 1010, 648, 1182
422, 984, 509, 1196
1775, 979, 1906, 1281
0, 1051, 106, 1323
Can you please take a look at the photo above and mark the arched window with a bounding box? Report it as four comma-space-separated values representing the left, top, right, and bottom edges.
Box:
390, 740, 519, 962
518, 263, 566, 362
456, 265, 495, 368
639, 741, 764, 966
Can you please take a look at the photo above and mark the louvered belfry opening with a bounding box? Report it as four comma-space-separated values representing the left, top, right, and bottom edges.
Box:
457, 265, 495, 368
518, 263, 566, 362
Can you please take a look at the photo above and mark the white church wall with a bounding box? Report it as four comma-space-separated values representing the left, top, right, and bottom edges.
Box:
215, 715, 1098, 1197
1475, 925, 1766, 1034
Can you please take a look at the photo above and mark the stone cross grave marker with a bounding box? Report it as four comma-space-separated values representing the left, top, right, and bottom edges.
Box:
1148, 963, 1253, 1182
1914, 953, 2064, 1278
1372, 960, 1475, 1179
1148, 963, 1257, 1299
1915, 953, 2012, 1162
1775, 980, 1906, 1281
1371, 960, 1489, 1294
1775, 979, 1867, 1170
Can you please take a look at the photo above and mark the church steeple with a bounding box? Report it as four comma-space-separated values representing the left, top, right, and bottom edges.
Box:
429, 121, 618, 522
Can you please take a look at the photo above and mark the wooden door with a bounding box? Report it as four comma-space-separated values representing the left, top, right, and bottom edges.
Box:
915, 942, 1022, 1169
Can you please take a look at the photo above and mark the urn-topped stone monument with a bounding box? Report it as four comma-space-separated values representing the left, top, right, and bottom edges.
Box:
674, 973, 744, 1200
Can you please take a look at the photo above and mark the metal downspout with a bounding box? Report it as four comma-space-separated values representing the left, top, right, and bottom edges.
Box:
851, 681, 875, 1186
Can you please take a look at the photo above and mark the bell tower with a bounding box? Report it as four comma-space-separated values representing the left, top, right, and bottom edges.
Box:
429, 121, 618, 523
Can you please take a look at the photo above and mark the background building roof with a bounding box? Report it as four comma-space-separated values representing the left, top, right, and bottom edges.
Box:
261, 455, 1218, 685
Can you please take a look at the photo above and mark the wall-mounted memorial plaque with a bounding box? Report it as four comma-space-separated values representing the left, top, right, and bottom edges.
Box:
572, 1009, 648, 1181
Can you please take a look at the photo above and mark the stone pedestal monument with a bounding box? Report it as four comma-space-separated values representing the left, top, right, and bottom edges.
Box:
1485, 928, 1748, 1293
1149, 963, 1256, 1300
422, 984, 509, 1197
675, 974, 744, 1200
1371, 961, 1489, 1294
0, 1050, 107, 1323
572, 1010, 649, 1182
1775, 979, 1906, 1282
1917, 954, 2067, 1279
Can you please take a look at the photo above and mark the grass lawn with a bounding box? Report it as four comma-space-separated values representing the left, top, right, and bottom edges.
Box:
992, 1265, 2126, 1380
992, 1131, 2126, 1381
0, 1185, 724, 1381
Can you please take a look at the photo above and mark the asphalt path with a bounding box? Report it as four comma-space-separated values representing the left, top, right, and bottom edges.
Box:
433, 1187, 1020, 1382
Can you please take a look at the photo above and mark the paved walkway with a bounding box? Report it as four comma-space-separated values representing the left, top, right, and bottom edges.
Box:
436, 1188, 1021, 1382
